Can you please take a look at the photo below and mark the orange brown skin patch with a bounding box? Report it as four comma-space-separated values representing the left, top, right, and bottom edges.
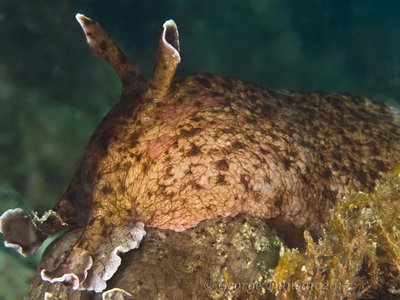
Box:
147, 135, 176, 159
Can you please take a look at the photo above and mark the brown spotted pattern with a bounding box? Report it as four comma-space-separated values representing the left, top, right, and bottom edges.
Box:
56, 72, 400, 235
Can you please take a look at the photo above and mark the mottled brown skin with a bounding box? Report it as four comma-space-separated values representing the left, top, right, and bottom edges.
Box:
1, 14, 399, 293
57, 73, 399, 234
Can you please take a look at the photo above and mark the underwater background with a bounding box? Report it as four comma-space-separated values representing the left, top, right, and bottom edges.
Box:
1, 0, 400, 298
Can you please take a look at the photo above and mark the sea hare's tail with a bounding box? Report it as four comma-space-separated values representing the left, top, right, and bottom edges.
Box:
0, 208, 67, 256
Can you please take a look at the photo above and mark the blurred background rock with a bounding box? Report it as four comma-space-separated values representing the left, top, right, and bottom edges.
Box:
1, 0, 400, 298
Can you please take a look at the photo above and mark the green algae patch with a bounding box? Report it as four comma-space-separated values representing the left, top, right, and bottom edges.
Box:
273, 165, 400, 299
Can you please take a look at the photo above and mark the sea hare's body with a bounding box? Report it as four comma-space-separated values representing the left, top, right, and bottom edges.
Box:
1, 14, 399, 293
61, 73, 400, 232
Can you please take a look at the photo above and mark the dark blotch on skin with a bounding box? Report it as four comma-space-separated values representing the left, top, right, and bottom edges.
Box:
331, 151, 342, 161
100, 227, 108, 237
322, 168, 331, 179
245, 117, 257, 125
166, 166, 173, 176
100, 40, 108, 52
186, 143, 201, 156
119, 53, 128, 64
101, 186, 114, 195
118, 184, 126, 193
215, 159, 229, 171
180, 127, 203, 138
260, 104, 274, 118
220, 80, 234, 90
221, 128, 236, 134
300, 141, 316, 151
96, 130, 113, 156
374, 160, 386, 172
211, 91, 223, 98
357, 171, 367, 184
142, 162, 149, 175
216, 174, 226, 185
232, 141, 246, 150
300, 174, 310, 185
190, 181, 203, 190
274, 196, 283, 207
249, 95, 257, 101
190, 116, 204, 122
194, 100, 202, 108
130, 132, 140, 147
98, 217, 106, 226
240, 174, 249, 192
282, 158, 291, 170
197, 77, 211, 88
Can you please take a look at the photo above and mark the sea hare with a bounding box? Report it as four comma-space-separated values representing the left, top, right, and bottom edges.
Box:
1, 13, 400, 293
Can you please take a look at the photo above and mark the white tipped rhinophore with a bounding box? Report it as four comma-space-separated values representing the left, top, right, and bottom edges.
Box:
144, 19, 181, 99
75, 13, 85, 22
75, 12, 144, 94
162, 19, 180, 60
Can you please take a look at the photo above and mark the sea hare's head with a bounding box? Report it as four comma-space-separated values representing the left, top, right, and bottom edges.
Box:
0, 13, 179, 293
75, 13, 180, 101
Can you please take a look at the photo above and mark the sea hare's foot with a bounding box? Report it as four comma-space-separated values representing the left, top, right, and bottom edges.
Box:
41, 221, 146, 293
41, 246, 93, 290
0, 208, 66, 256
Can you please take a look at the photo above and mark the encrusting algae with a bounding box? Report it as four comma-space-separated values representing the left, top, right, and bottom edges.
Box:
273, 165, 400, 299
